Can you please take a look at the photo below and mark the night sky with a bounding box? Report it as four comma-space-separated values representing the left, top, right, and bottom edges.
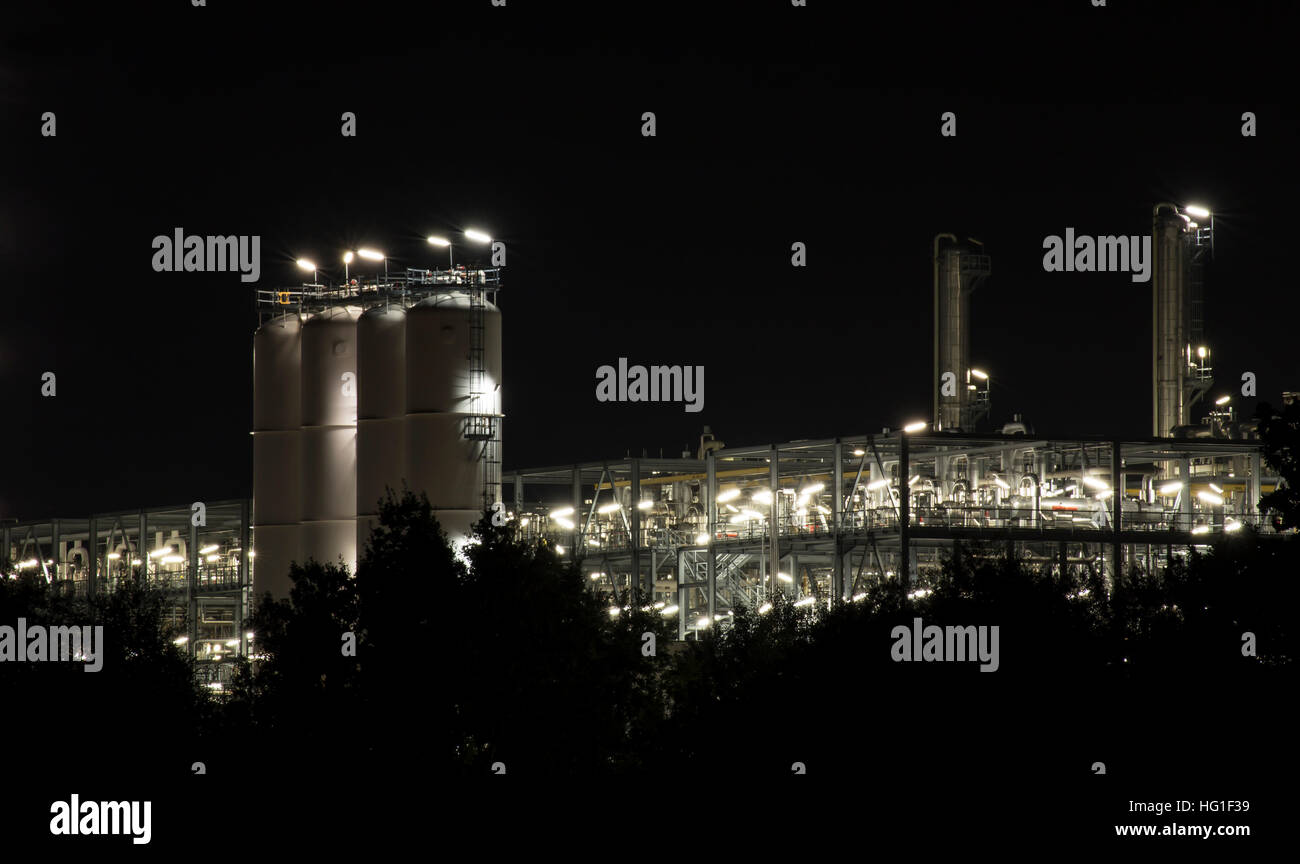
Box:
3, 2, 1296, 520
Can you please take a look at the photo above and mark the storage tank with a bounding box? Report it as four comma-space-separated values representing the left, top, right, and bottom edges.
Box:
356, 304, 407, 558
301, 305, 361, 573
405, 291, 502, 543
252, 312, 302, 598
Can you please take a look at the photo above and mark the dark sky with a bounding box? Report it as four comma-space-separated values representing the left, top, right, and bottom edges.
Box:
2, 2, 1296, 519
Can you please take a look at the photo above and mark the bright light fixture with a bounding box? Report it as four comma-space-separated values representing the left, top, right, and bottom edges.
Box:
426, 236, 450, 247
549, 506, 574, 519
758, 603, 773, 615
903, 421, 927, 433
777, 572, 793, 583
661, 605, 679, 616
1184, 204, 1210, 219
357, 248, 384, 261
867, 478, 890, 490
852, 448, 865, 457
1209, 483, 1223, 494
717, 488, 741, 503
695, 533, 709, 545
296, 258, 316, 271
800, 482, 824, 496
1082, 476, 1108, 490
1215, 395, 1230, 406
199, 544, 219, 555
464, 229, 492, 243
597, 502, 621, 514
342, 251, 354, 263
636, 499, 654, 510
1198, 491, 1223, 506
970, 369, 988, 380
1158, 481, 1183, 495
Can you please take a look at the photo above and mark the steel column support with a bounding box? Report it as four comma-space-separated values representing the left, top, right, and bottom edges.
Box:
832, 440, 844, 601
239, 499, 250, 657
1248, 452, 1261, 524
571, 466, 582, 556
630, 458, 642, 597
1179, 457, 1192, 531
188, 518, 199, 657
705, 452, 716, 625
1111, 440, 1123, 586
899, 433, 910, 586
769, 445, 780, 599
677, 582, 687, 641
138, 510, 147, 581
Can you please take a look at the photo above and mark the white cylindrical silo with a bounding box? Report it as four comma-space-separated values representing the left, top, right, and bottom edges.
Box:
252, 312, 302, 598
405, 291, 502, 543
301, 305, 361, 573
356, 304, 407, 557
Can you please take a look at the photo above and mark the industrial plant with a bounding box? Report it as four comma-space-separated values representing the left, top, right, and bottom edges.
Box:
2, 204, 1289, 676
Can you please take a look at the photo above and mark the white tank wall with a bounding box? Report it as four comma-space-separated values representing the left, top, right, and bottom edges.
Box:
404, 292, 502, 540
357, 306, 407, 557
254, 289, 502, 590
252, 313, 302, 598
301, 306, 360, 573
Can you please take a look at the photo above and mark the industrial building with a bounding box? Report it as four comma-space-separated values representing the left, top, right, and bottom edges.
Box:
2, 203, 1289, 661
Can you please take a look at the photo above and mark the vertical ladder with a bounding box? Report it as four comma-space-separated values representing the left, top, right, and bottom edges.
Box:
464, 273, 500, 512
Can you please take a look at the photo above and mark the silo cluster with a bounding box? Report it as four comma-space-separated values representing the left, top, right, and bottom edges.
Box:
252, 288, 502, 598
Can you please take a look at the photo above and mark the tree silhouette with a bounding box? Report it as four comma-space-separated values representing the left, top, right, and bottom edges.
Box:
1256, 399, 1300, 530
